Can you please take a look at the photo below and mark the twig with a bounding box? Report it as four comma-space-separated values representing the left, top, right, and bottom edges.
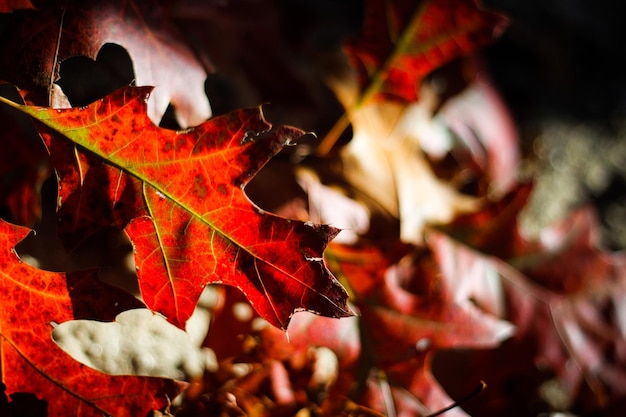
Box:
425, 381, 486, 417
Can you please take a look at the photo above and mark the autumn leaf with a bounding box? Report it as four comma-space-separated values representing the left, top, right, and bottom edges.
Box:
343, 240, 512, 415
309, 0, 509, 241
319, 0, 507, 155
247, 240, 511, 416
0, 218, 185, 417
0, 0, 210, 126
437, 201, 626, 411
501, 208, 626, 402
439, 183, 534, 259
0, 0, 33, 12
343, 0, 506, 105
0, 85, 353, 330
310, 75, 521, 243
304, 102, 480, 244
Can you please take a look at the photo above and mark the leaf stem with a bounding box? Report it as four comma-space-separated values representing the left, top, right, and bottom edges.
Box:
0, 95, 21, 110
359, 2, 429, 107
49, 1, 68, 104
316, 113, 350, 156
316, 2, 428, 155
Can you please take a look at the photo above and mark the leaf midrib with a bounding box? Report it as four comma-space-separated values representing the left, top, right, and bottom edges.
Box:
0, 96, 345, 315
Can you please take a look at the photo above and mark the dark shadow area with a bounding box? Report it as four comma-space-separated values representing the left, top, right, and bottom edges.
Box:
481, 0, 626, 251
0, 84, 51, 227
483, 0, 626, 126
586, 174, 626, 250
1, 383, 48, 417
55, 43, 135, 107
158, 103, 181, 130
432, 346, 554, 417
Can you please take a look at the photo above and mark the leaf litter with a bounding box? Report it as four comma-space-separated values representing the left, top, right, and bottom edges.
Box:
1, 0, 626, 415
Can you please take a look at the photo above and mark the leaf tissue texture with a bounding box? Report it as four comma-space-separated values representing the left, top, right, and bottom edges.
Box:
0, 86, 352, 330
0, 218, 185, 417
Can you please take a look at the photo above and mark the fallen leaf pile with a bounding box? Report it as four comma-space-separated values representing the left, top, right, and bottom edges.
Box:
1, 0, 625, 416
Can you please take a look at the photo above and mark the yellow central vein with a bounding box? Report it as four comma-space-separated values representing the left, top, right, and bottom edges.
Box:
144, 183, 180, 318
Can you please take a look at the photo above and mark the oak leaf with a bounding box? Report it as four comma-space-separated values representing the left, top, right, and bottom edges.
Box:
343, 0, 506, 105
502, 208, 626, 403
0, 86, 352, 330
440, 199, 626, 411
344, 240, 512, 416
305, 102, 480, 244
0, 0, 210, 126
250, 239, 512, 416
0, 218, 185, 417
311, 1, 510, 240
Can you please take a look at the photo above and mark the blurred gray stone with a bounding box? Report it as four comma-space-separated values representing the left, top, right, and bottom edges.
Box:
52, 287, 218, 380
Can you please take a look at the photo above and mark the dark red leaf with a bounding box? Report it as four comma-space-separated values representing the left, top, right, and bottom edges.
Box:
0, 0, 209, 125
0, 0, 33, 12
345, 0, 507, 103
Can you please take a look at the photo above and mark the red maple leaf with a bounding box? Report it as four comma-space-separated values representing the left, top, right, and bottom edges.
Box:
0, 86, 352, 330
0, 218, 185, 417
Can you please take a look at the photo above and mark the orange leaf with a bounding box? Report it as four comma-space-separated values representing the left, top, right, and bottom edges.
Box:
0, 218, 185, 417
0, 86, 353, 330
